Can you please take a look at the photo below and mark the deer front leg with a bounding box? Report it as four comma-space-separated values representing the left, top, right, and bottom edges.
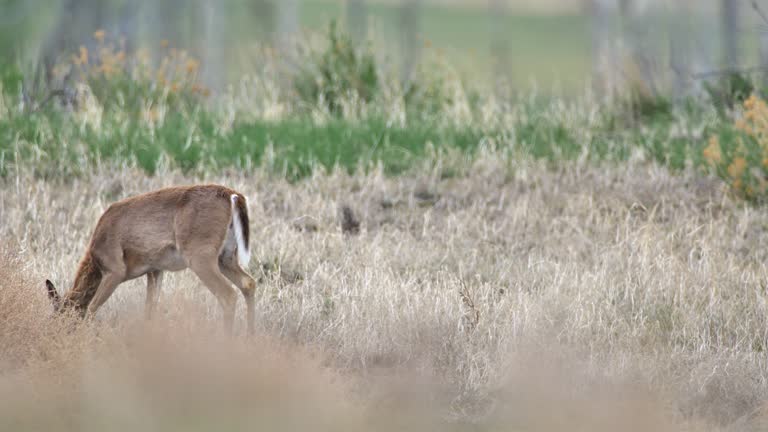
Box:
145, 271, 163, 320
86, 271, 124, 319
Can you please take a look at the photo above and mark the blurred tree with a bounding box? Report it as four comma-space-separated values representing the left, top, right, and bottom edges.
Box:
760, 27, 768, 88
489, 0, 511, 89
201, 0, 225, 91
347, 0, 368, 44
0, 0, 51, 64
276, 0, 298, 53
749, 1, 768, 89
669, 2, 693, 100
399, 0, 422, 88
250, 0, 276, 40
620, 0, 659, 97
114, 0, 139, 52
721, 0, 740, 68
39, 0, 102, 84
147, 0, 208, 75
590, 0, 618, 99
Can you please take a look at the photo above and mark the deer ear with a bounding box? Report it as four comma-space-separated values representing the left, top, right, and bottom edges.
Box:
45, 279, 60, 305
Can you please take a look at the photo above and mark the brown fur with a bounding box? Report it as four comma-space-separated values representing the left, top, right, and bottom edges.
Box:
61, 252, 103, 315
50, 184, 258, 332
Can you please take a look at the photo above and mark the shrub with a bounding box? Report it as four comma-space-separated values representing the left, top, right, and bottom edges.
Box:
606, 80, 672, 127
52, 30, 207, 115
403, 62, 455, 120
705, 94, 768, 200
704, 72, 754, 117
0, 64, 23, 96
293, 20, 379, 116
623, 90, 672, 124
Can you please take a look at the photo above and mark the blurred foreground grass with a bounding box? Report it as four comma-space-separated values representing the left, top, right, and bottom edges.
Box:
3, 157, 768, 431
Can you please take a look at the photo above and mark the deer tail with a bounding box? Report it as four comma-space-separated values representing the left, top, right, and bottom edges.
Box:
230, 194, 251, 268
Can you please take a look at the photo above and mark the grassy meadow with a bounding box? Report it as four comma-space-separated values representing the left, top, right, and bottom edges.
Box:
5, 158, 768, 431
6, 7, 768, 431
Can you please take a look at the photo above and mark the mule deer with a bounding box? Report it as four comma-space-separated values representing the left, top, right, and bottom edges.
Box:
45, 184, 257, 333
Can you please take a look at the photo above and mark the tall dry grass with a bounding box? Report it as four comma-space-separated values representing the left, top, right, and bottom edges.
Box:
2, 153, 768, 430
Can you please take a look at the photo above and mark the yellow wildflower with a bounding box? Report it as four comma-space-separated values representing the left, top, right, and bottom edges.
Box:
191, 82, 210, 97
745, 94, 759, 110
94, 29, 105, 42
728, 157, 747, 179
185, 58, 199, 74
703, 136, 722, 165
735, 118, 748, 131
77, 45, 88, 64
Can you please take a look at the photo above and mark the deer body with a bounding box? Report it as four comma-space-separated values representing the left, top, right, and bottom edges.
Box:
46, 184, 257, 333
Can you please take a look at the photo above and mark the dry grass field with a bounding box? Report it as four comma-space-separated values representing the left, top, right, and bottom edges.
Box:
3, 152, 768, 431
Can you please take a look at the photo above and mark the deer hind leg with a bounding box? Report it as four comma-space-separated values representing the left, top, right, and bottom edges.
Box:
175, 196, 238, 331
187, 252, 238, 332
219, 254, 257, 335
145, 270, 163, 320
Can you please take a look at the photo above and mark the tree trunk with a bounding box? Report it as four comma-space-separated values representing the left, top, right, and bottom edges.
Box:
146, 0, 186, 65
114, 0, 140, 53
669, 2, 692, 100
721, 0, 740, 68
38, 0, 106, 85
276, 0, 298, 52
590, 0, 617, 99
347, 0, 368, 44
250, 0, 276, 41
760, 28, 768, 88
399, 0, 422, 88
490, 0, 510, 89
621, 0, 658, 97
201, 0, 225, 91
